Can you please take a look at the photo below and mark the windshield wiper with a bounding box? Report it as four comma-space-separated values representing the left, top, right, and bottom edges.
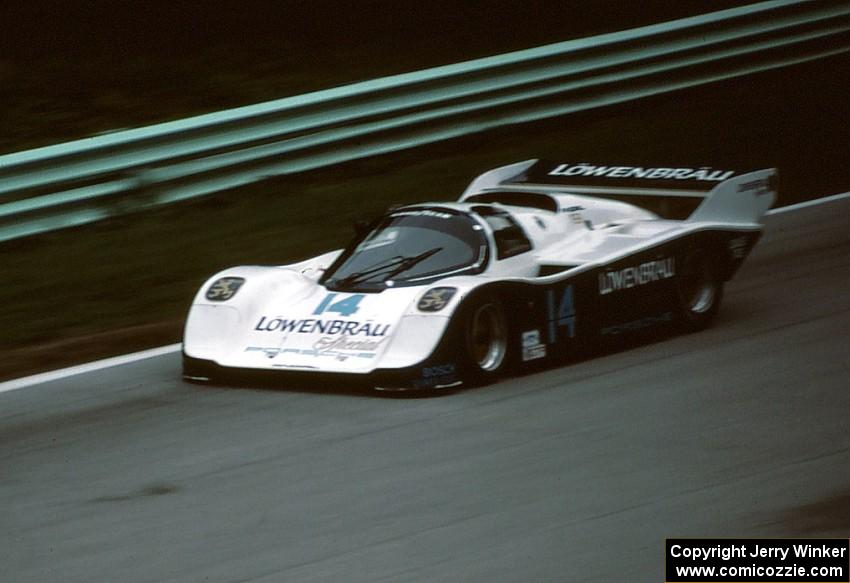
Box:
383, 247, 443, 281
328, 247, 443, 289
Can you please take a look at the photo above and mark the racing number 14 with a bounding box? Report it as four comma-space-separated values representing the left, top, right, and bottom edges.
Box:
313, 293, 365, 317
546, 285, 576, 343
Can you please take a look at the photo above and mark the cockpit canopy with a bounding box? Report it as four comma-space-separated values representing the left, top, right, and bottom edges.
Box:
321, 208, 488, 291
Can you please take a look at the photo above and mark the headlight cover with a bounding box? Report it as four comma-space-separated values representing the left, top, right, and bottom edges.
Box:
417, 287, 457, 312
205, 277, 245, 302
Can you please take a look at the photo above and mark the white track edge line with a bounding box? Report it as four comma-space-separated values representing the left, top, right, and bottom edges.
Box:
1, 189, 848, 394
0, 343, 182, 394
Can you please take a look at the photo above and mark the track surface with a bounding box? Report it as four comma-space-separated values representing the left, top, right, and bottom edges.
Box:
3, 199, 850, 582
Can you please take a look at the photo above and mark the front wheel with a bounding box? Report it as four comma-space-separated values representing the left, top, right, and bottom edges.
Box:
675, 249, 723, 332
459, 296, 510, 385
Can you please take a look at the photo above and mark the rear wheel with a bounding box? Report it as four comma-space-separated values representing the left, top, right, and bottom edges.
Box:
459, 296, 510, 385
676, 249, 723, 331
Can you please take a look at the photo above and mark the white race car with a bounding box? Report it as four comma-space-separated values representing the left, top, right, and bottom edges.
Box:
183, 160, 775, 389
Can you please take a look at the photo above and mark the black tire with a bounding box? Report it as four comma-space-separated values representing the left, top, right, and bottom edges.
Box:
675, 249, 724, 332
457, 295, 510, 386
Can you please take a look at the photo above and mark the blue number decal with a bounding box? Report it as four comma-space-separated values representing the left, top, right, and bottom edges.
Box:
327, 294, 364, 317
546, 285, 576, 343
313, 293, 365, 317
313, 293, 337, 315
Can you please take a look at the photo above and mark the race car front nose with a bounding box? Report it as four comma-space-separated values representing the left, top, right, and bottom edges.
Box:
183, 304, 240, 361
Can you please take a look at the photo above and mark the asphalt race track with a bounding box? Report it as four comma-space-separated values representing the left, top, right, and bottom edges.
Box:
2, 197, 849, 582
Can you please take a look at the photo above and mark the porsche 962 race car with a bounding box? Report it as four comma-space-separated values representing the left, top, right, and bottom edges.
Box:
183, 160, 775, 389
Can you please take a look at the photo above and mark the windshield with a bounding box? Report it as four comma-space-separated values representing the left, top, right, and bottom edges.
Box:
322, 208, 488, 291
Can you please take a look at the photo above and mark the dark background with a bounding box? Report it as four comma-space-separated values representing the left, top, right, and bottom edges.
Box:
0, 1, 741, 153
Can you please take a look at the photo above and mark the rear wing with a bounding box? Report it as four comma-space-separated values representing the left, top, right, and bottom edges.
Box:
460, 159, 776, 224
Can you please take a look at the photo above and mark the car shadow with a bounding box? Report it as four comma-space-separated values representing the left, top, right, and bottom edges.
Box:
184, 321, 687, 399
182, 375, 462, 400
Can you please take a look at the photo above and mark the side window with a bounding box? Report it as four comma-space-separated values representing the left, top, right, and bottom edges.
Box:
478, 209, 533, 260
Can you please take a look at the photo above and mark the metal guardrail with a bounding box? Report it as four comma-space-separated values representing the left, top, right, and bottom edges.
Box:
1, 0, 849, 242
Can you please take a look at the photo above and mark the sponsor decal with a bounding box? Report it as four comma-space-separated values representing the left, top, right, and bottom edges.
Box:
205, 277, 245, 301
313, 293, 364, 317
418, 287, 456, 312
600, 312, 673, 336
548, 164, 734, 182
245, 346, 285, 359
562, 205, 586, 224
523, 345, 546, 361
244, 336, 386, 361
738, 178, 772, 194
521, 330, 547, 361
598, 257, 675, 295
313, 336, 386, 354
546, 285, 576, 343
522, 329, 541, 347
393, 209, 453, 219
254, 317, 390, 337
252, 293, 391, 359
414, 363, 458, 388
358, 229, 399, 251
422, 363, 456, 378
728, 236, 748, 259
